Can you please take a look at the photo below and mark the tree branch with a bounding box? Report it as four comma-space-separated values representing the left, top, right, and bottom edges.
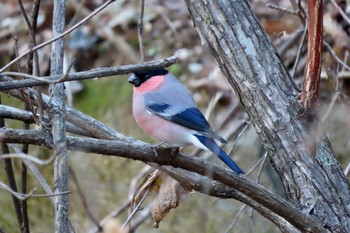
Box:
0, 127, 328, 233
159, 166, 299, 232
0, 51, 180, 91
300, 0, 323, 108
49, 0, 70, 232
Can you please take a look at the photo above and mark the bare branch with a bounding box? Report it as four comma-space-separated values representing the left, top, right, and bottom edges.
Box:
0, 182, 36, 201
0, 152, 54, 165
50, 0, 69, 232
137, 0, 146, 62
291, 26, 308, 79
159, 166, 300, 233
122, 186, 151, 228
0, 51, 180, 90
266, 3, 298, 15
224, 205, 247, 233
69, 167, 101, 231
324, 41, 350, 71
19, 155, 76, 232
0, 182, 70, 201
329, 0, 350, 26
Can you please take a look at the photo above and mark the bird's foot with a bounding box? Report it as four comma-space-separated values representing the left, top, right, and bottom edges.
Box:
149, 142, 166, 157
171, 147, 180, 156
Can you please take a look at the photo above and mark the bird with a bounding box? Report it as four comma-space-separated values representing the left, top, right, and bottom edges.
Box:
128, 68, 244, 174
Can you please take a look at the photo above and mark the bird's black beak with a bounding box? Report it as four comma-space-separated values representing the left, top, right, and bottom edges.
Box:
128, 74, 141, 87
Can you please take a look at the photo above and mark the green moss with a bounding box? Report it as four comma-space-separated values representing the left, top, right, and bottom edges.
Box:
74, 76, 132, 119
168, 63, 182, 77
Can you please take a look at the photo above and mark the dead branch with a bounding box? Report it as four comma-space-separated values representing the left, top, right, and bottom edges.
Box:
0, 51, 180, 90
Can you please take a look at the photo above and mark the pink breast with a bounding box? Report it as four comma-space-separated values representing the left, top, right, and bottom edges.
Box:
132, 94, 191, 146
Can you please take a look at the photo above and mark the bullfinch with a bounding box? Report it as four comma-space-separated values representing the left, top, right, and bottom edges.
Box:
128, 68, 244, 174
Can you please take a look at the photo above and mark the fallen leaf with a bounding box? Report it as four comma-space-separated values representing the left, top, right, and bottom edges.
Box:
151, 174, 192, 228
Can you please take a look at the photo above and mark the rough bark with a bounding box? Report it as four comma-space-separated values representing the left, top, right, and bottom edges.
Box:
185, 0, 350, 232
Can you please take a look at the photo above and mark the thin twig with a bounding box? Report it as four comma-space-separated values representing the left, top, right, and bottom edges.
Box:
122, 187, 151, 228
69, 166, 101, 231
3, 62, 77, 84
21, 158, 76, 232
137, 0, 146, 62
15, 1, 34, 230
128, 206, 152, 231
0, 182, 71, 201
321, 91, 340, 122
18, 0, 39, 76
249, 209, 256, 233
255, 152, 268, 184
244, 152, 268, 177
292, 26, 308, 79
224, 204, 247, 233
18, 0, 35, 33
0, 0, 116, 73
329, 0, 350, 26
0, 182, 36, 201
248, 152, 268, 233
324, 41, 350, 71
27, 191, 71, 198
227, 121, 250, 155
266, 3, 298, 15
0, 153, 55, 165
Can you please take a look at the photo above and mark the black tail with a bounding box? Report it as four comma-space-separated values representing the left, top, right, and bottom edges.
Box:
195, 135, 244, 174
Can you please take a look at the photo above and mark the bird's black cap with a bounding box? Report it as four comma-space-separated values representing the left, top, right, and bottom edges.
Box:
134, 68, 168, 80
128, 68, 169, 87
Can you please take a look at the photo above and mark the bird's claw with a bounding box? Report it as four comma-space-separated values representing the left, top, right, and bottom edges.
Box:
171, 147, 180, 156
150, 142, 166, 157
150, 145, 158, 157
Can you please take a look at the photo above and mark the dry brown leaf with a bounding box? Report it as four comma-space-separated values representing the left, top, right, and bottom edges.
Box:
132, 169, 161, 204
151, 174, 192, 228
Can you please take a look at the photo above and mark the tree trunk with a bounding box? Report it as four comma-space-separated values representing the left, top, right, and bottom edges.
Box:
185, 0, 350, 232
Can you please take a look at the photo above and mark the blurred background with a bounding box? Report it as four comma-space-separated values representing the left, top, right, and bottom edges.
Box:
0, 0, 350, 232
